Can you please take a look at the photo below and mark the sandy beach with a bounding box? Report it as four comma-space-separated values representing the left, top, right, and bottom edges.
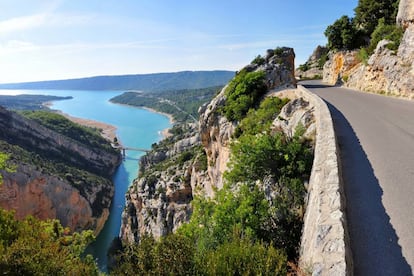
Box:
61, 113, 118, 143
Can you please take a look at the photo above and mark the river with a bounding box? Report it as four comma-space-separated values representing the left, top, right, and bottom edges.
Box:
0, 89, 171, 271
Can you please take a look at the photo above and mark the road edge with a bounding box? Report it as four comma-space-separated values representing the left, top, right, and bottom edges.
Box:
277, 85, 353, 275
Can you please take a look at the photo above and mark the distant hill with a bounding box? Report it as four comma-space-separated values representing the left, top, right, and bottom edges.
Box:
0, 94, 72, 110
0, 70, 235, 92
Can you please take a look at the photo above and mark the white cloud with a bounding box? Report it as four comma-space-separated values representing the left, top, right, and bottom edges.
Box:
0, 13, 48, 34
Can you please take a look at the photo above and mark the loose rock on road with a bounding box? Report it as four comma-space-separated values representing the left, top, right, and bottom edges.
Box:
303, 80, 414, 276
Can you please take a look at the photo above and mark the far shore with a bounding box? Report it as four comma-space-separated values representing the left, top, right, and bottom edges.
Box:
110, 101, 175, 139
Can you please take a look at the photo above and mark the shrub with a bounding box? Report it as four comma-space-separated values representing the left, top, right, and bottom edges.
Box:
357, 47, 369, 65
298, 63, 310, 72
235, 96, 289, 137
222, 70, 267, 121
251, 55, 265, 65
368, 18, 404, 54
318, 52, 329, 69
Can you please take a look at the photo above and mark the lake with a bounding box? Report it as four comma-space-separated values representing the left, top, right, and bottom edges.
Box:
0, 89, 171, 271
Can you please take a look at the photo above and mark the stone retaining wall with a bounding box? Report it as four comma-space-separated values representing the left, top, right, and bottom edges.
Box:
276, 86, 352, 276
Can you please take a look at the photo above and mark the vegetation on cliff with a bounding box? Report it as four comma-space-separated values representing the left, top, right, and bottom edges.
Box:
112, 92, 313, 274
21, 110, 117, 154
222, 70, 267, 121
0, 209, 99, 274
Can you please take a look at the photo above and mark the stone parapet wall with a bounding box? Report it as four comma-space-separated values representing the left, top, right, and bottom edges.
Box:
276, 86, 352, 276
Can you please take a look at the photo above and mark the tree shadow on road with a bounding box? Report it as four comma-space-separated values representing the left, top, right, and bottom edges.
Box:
324, 102, 412, 275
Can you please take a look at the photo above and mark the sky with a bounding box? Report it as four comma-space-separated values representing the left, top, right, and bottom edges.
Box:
0, 0, 358, 83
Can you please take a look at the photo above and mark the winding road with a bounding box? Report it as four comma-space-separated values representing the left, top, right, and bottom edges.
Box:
303, 80, 414, 275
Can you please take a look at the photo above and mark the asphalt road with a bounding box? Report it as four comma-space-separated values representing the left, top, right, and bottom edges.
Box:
302, 80, 414, 276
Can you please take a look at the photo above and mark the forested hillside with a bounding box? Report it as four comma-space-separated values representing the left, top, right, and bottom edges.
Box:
0, 71, 234, 92
110, 86, 222, 122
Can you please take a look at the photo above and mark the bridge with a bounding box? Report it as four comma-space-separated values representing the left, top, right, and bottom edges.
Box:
115, 146, 150, 158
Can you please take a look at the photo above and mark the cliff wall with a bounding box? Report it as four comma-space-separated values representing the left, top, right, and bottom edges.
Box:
0, 107, 121, 234
120, 47, 297, 243
323, 1, 414, 98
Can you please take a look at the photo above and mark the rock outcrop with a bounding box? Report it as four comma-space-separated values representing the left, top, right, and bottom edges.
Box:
0, 107, 121, 234
323, 1, 414, 98
120, 47, 298, 243
323, 50, 360, 86
397, 0, 414, 28
120, 123, 209, 243
296, 45, 328, 79
199, 47, 297, 194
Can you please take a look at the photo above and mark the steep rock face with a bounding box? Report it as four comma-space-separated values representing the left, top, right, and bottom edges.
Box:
272, 97, 316, 140
296, 45, 328, 79
397, 0, 414, 28
344, 37, 414, 98
323, 2, 414, 97
0, 165, 111, 233
0, 107, 120, 234
120, 47, 298, 244
323, 51, 360, 85
198, 89, 235, 195
120, 124, 209, 243
0, 107, 120, 177
199, 47, 297, 195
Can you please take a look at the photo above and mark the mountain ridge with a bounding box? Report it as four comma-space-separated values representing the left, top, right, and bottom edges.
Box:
0, 70, 235, 92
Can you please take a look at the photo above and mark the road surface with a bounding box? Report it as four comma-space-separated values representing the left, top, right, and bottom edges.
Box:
302, 80, 414, 275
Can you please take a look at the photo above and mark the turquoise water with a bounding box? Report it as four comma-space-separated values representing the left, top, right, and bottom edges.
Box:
0, 89, 171, 271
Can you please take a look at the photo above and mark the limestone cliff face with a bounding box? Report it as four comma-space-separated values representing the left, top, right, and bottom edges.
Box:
120, 124, 209, 243
199, 47, 297, 195
296, 45, 328, 79
323, 51, 360, 85
397, 0, 414, 28
120, 47, 298, 244
0, 165, 112, 234
323, 1, 414, 98
0, 106, 120, 234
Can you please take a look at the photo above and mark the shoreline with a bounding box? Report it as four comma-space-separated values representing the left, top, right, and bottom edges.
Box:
110, 101, 175, 139
59, 111, 119, 144
141, 106, 174, 138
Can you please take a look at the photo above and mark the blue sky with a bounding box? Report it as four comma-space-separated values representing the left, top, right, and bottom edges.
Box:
0, 0, 358, 83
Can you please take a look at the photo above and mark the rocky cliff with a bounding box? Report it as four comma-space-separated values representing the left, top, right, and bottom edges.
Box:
323, 1, 414, 98
296, 45, 328, 79
120, 47, 298, 243
120, 123, 209, 243
0, 107, 121, 234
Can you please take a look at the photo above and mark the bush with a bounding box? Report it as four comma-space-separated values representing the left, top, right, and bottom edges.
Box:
235, 96, 289, 137
222, 70, 267, 121
298, 63, 310, 72
251, 55, 265, 65
368, 18, 404, 54
357, 47, 369, 65
0, 209, 98, 275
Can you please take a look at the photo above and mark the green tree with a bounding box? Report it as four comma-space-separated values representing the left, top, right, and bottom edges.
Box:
0, 209, 99, 275
354, 0, 400, 35
325, 15, 364, 50
0, 152, 15, 184
368, 17, 404, 53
